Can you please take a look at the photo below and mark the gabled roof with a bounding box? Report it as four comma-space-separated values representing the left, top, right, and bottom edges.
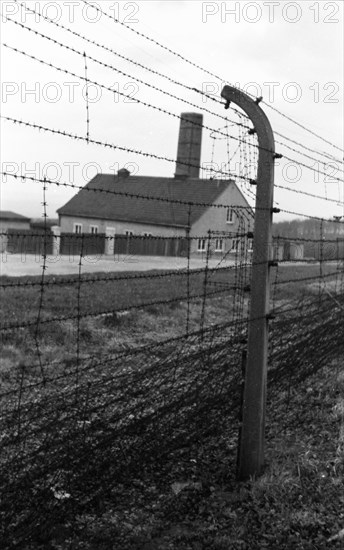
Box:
57, 174, 237, 228
0, 211, 30, 222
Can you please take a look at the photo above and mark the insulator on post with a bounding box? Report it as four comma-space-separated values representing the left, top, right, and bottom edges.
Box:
249, 179, 257, 186
266, 313, 276, 321
274, 153, 283, 159
224, 100, 231, 110
247, 232, 254, 239
255, 96, 263, 104
248, 128, 256, 135
272, 207, 281, 214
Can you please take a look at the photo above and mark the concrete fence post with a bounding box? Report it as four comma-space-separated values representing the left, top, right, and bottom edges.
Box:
221, 86, 276, 479
51, 225, 61, 257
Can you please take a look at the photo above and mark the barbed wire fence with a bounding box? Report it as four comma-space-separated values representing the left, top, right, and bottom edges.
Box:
1, 3, 343, 547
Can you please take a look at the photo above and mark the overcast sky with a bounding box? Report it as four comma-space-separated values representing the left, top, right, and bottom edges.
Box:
1, 0, 343, 221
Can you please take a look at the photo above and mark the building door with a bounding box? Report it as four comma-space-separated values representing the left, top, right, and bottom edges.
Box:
105, 227, 116, 255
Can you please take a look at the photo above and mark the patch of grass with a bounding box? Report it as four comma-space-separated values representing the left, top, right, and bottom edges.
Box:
33, 361, 341, 550
1, 263, 338, 326
0, 264, 343, 549
270, 262, 341, 301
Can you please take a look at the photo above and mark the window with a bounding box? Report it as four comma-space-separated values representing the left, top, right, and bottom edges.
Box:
215, 238, 223, 252
226, 207, 234, 224
197, 238, 206, 252
248, 238, 253, 251
74, 223, 82, 234
231, 238, 240, 252
90, 225, 98, 235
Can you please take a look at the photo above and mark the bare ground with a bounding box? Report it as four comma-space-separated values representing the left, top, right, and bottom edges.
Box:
0, 253, 236, 277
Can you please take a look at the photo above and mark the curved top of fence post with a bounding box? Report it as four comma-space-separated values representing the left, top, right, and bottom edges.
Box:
221, 85, 276, 480
221, 85, 275, 156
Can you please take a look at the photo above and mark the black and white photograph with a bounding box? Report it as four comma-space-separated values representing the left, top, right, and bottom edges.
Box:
0, 1, 343, 548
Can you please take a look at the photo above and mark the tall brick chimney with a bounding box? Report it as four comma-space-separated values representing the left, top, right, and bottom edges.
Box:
175, 112, 203, 178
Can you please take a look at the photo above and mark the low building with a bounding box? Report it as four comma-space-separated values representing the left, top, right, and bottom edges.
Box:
0, 211, 31, 253
0, 211, 31, 231
272, 239, 305, 261
57, 113, 254, 258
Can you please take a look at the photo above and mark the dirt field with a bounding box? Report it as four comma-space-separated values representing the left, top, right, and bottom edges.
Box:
0, 253, 236, 277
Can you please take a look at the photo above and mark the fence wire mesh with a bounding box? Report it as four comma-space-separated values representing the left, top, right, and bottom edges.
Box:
1, 187, 343, 548
1, 5, 343, 547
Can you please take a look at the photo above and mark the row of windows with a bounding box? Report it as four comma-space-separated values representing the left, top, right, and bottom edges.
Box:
73, 209, 236, 235
74, 224, 99, 234
197, 238, 225, 252
73, 224, 152, 237
197, 238, 253, 252
73, 226, 249, 253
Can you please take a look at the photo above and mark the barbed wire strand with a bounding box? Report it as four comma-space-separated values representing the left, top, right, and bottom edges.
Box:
2, 14, 250, 132
10, 0, 343, 167
81, 0, 344, 155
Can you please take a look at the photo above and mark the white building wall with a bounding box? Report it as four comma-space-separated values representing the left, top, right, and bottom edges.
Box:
189, 183, 253, 255
59, 215, 186, 237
